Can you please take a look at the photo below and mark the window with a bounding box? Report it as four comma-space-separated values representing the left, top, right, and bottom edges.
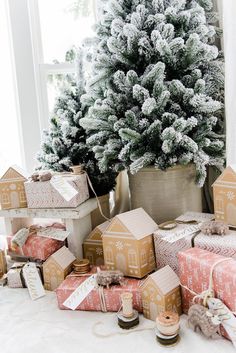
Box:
140, 249, 147, 267
3, 0, 99, 173
30, 0, 98, 128
105, 247, 114, 264
128, 249, 137, 268
19, 191, 26, 202
2, 193, 9, 204
86, 252, 94, 264
216, 198, 224, 212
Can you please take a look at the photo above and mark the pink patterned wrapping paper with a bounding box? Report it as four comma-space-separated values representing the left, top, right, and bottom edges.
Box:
24, 173, 89, 208
7, 233, 64, 261
178, 247, 236, 314
56, 275, 143, 312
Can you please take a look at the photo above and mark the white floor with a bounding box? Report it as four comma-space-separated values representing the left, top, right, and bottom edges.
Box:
0, 287, 235, 353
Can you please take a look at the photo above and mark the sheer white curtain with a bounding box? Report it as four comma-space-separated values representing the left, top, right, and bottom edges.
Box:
221, 0, 236, 165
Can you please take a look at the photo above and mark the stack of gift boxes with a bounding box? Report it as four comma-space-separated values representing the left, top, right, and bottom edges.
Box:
1, 164, 236, 344
0, 165, 89, 296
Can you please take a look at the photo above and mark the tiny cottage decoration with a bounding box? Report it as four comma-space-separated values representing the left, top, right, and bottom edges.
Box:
102, 208, 157, 278
43, 246, 76, 291
141, 265, 182, 321
0, 166, 27, 209
83, 221, 109, 265
213, 166, 236, 226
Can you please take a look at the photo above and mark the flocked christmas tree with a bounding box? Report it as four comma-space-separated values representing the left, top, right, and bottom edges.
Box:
80, 0, 224, 186
37, 48, 117, 196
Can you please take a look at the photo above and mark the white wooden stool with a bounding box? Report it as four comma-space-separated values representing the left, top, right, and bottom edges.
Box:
0, 198, 98, 258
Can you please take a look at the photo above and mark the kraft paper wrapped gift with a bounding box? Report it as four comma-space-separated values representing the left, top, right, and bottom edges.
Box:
178, 247, 236, 315
7, 233, 64, 261
154, 212, 214, 274
56, 271, 143, 312
24, 173, 89, 208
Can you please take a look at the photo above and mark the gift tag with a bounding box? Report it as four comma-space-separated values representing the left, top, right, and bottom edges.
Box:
50, 176, 78, 201
160, 224, 200, 243
63, 274, 97, 310
37, 228, 70, 241
22, 263, 45, 300
12, 228, 30, 247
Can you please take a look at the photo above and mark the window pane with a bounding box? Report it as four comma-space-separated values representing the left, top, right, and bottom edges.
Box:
38, 0, 96, 64
0, 0, 22, 169
47, 73, 77, 113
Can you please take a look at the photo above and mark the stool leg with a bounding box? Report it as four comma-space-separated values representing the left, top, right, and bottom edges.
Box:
4, 217, 33, 235
65, 215, 92, 258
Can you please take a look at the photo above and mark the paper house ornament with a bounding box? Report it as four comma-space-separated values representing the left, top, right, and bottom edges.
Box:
0, 166, 27, 209
43, 246, 76, 291
213, 166, 236, 226
0, 250, 7, 277
141, 265, 182, 321
102, 208, 157, 278
83, 221, 109, 265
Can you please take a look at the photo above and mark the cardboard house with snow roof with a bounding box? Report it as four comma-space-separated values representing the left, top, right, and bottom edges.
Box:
83, 221, 109, 266
141, 265, 182, 321
0, 166, 27, 209
43, 246, 76, 291
102, 208, 157, 278
213, 166, 236, 226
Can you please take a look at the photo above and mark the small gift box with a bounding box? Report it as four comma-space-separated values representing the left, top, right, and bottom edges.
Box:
178, 247, 236, 314
7, 263, 26, 288
56, 268, 143, 312
154, 212, 214, 274
7, 262, 43, 288
24, 173, 89, 208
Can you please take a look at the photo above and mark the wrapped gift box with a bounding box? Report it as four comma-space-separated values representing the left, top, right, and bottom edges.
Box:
154, 212, 214, 274
7, 263, 26, 288
7, 262, 43, 288
56, 272, 143, 312
194, 231, 236, 259
7, 233, 64, 261
178, 247, 236, 314
24, 173, 89, 208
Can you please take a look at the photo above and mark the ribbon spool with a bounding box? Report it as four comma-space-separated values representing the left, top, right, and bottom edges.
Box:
117, 292, 139, 329
155, 330, 180, 347
73, 259, 90, 274
156, 311, 180, 336
155, 311, 180, 347
121, 292, 133, 318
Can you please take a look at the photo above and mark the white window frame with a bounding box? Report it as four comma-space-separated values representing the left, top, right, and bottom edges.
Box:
6, 0, 99, 172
